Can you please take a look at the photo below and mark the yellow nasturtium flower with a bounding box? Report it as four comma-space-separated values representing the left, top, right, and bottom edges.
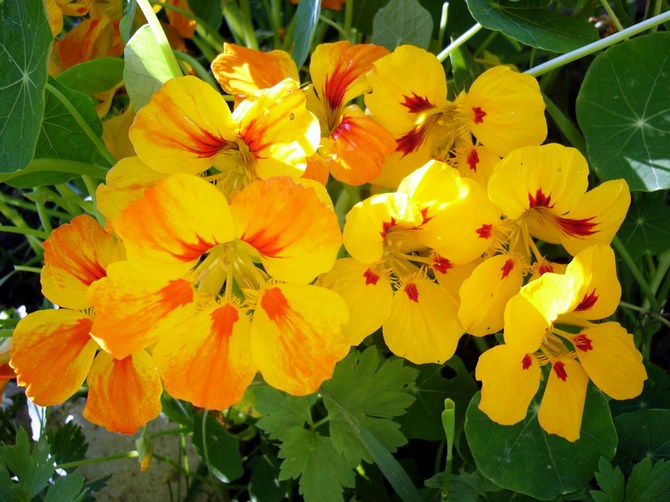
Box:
476, 245, 647, 442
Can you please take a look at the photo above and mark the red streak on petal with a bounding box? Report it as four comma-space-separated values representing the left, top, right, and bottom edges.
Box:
211, 303, 239, 339
476, 224, 492, 239
420, 207, 432, 224
500, 259, 515, 279
160, 99, 228, 158
324, 65, 358, 111
261, 287, 290, 322
538, 263, 554, 275
553, 361, 568, 381
76, 7, 87, 14
472, 107, 487, 124
380, 217, 396, 239
243, 230, 285, 257
173, 234, 217, 262
521, 354, 532, 370
396, 127, 426, 157
575, 289, 598, 311
528, 189, 553, 208
158, 279, 194, 311
467, 148, 479, 172
554, 215, 599, 237
573, 334, 593, 352
404, 283, 419, 303
401, 93, 436, 113
363, 268, 380, 285
432, 256, 452, 274
330, 116, 353, 141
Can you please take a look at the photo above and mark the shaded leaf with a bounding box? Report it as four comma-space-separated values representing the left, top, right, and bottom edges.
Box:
291, 0, 320, 68
44, 473, 87, 502
610, 362, 670, 416
0, 159, 108, 188
614, 409, 670, 469
0, 429, 53, 499
188, 0, 223, 30
351, 0, 388, 35
618, 198, 670, 258
47, 422, 88, 469
254, 386, 317, 440
160, 394, 194, 430
591, 458, 625, 502
56, 58, 125, 97
626, 458, 670, 502
371, 0, 433, 50
576, 32, 670, 191
249, 455, 290, 502
192, 414, 243, 483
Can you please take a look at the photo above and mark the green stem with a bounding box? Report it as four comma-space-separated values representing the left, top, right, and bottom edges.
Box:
436, 2, 449, 51
13, 266, 42, 274
34, 202, 52, 235
598, 0, 625, 32
650, 250, 670, 295
222, 1, 245, 46
436, 23, 483, 62
344, 0, 354, 38
148, 426, 190, 440
619, 301, 670, 329
239, 0, 260, 50
136, 0, 183, 77
45, 84, 116, 167
542, 93, 587, 155
0, 201, 44, 255
319, 14, 352, 42
56, 451, 139, 470
148, 0, 225, 48
612, 236, 660, 312
526, 11, 670, 77
472, 335, 489, 354
174, 51, 219, 89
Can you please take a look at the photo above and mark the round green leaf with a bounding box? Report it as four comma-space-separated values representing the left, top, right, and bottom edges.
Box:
576, 32, 670, 192
465, 385, 617, 500
371, 0, 433, 51
614, 409, 670, 468
618, 198, 670, 258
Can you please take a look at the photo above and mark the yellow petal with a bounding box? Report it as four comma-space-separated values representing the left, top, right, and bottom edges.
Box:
454, 141, 500, 188
84, 351, 163, 434
573, 322, 646, 400
475, 345, 541, 425
459, 66, 546, 156
433, 256, 480, 302
231, 177, 341, 283
41, 215, 121, 310
538, 358, 588, 442
459, 255, 524, 336
130, 76, 236, 174
10, 310, 97, 406
317, 258, 393, 345
153, 301, 256, 410
383, 279, 463, 364
114, 174, 235, 268
252, 283, 350, 395
102, 105, 136, 160
371, 147, 432, 190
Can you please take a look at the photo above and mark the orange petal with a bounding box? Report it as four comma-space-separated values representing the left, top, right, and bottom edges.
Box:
130, 76, 236, 175
102, 105, 136, 160
10, 310, 97, 406
302, 151, 330, 186
84, 351, 163, 434
252, 283, 350, 395
153, 301, 256, 410
41, 215, 122, 310
165, 0, 196, 38
231, 177, 341, 283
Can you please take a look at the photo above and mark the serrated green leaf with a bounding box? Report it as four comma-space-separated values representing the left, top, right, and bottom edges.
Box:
626, 458, 670, 502
192, 414, 243, 483
576, 32, 670, 191
466, 0, 598, 53
590, 458, 625, 502
322, 347, 417, 464
47, 422, 88, 469
614, 409, 670, 469
291, 0, 320, 68
465, 384, 617, 500
0, 0, 52, 173
371, 0, 433, 50
44, 473, 87, 502
124, 24, 180, 110
254, 386, 317, 440
277, 427, 356, 502
56, 58, 125, 97
0, 429, 53, 499
618, 198, 670, 258
188, 0, 223, 30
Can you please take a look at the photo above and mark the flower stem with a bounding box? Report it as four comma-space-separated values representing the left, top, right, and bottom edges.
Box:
436, 23, 483, 63
598, 0, 625, 32
612, 236, 660, 312
136, 0, 183, 77
56, 451, 139, 470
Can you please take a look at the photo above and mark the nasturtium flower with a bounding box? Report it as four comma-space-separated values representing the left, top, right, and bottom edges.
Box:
10, 215, 162, 434
45, 0, 88, 36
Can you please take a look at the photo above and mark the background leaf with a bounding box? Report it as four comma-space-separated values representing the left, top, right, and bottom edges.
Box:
576, 32, 670, 191
618, 197, 670, 258
613, 409, 670, 469
56, 58, 125, 97
466, 0, 598, 53
188, 0, 223, 30
591, 458, 625, 502
371, 0, 433, 51
192, 414, 244, 483
291, 0, 320, 68
0, 429, 53, 499
0, 0, 52, 173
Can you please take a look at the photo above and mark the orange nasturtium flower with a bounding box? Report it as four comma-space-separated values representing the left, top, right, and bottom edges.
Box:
10, 215, 163, 434
212, 41, 395, 186
129, 76, 320, 197
365, 45, 547, 187
476, 245, 647, 442
89, 174, 350, 409
319, 159, 501, 364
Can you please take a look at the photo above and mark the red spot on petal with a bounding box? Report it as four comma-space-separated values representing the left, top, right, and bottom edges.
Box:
432, 256, 452, 274
404, 283, 419, 303
261, 287, 290, 322
363, 268, 380, 285
396, 127, 426, 157
573, 334, 593, 352
521, 354, 532, 370
467, 148, 479, 172
476, 224, 492, 239
401, 93, 436, 113
472, 107, 487, 124
500, 259, 515, 279
575, 289, 598, 311
420, 207, 432, 224
554, 215, 598, 237
538, 263, 554, 275
210, 303, 239, 339
76, 7, 87, 14
528, 189, 553, 208
553, 361, 568, 381
381, 217, 396, 238
158, 279, 194, 311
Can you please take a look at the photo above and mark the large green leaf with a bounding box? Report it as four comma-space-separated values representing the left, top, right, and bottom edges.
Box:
291, 0, 320, 68
351, 0, 389, 35
618, 197, 670, 258
466, 0, 598, 53
56, 58, 125, 97
465, 385, 617, 500
0, 0, 52, 173
371, 0, 433, 51
576, 32, 670, 192
614, 409, 670, 469
192, 414, 244, 483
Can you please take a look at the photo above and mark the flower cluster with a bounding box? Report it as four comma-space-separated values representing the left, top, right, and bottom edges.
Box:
10, 40, 645, 441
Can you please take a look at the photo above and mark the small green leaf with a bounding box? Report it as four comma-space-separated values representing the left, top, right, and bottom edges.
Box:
614, 409, 670, 469
188, 0, 223, 30
192, 414, 243, 483
291, 0, 320, 68
465, 384, 617, 500
0, 429, 53, 499
371, 0, 433, 50
160, 394, 194, 429
590, 458, 625, 502
626, 458, 670, 502
466, 0, 598, 53
47, 422, 88, 469
277, 427, 356, 502
124, 24, 181, 110
0, 0, 52, 173
248, 455, 290, 502
618, 198, 670, 258
44, 473, 87, 502
56, 58, 125, 97
576, 32, 670, 191
254, 386, 317, 440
